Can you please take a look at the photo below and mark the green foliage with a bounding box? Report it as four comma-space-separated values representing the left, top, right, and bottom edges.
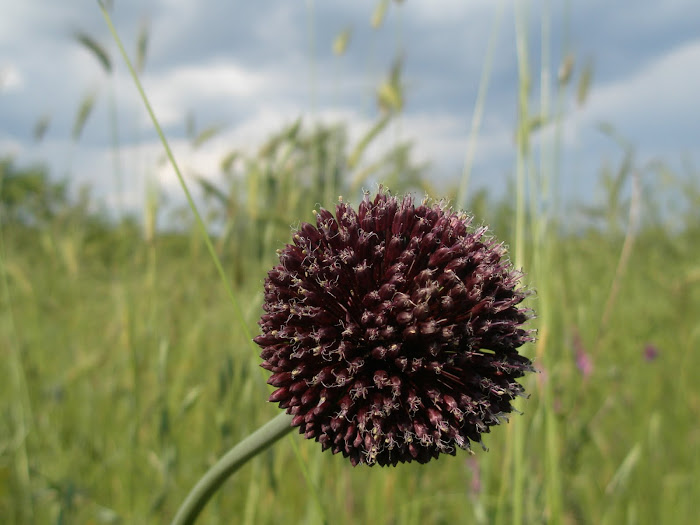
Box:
332, 27, 352, 56
74, 31, 112, 74
33, 114, 51, 143
135, 18, 150, 73
371, 0, 390, 29
0, 158, 67, 224
72, 90, 98, 142
577, 57, 595, 107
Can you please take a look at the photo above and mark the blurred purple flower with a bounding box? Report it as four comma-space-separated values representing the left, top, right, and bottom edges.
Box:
573, 330, 593, 379
643, 344, 659, 362
466, 456, 481, 495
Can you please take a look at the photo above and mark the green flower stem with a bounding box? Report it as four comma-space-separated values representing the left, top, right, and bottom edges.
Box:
171, 413, 294, 525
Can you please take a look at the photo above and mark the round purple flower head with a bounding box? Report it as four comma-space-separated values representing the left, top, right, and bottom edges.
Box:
255, 189, 535, 466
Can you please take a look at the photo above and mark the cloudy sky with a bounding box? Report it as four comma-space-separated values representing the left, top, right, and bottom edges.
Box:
1, 0, 698, 218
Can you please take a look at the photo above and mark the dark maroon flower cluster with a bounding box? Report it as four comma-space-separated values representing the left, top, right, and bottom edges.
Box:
255, 189, 535, 466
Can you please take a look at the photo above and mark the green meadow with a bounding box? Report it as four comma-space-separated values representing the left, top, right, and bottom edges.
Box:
2, 3, 699, 524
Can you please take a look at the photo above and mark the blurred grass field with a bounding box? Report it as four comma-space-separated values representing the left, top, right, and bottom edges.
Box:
2, 2, 700, 524
2, 137, 699, 524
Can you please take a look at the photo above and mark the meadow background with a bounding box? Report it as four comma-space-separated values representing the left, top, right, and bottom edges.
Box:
1, 1, 699, 524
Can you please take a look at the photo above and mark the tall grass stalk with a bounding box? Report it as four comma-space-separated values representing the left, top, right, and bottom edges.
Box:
535, 0, 564, 521
108, 86, 123, 217
306, 0, 317, 115
596, 170, 642, 353
74, 30, 124, 217
456, 0, 506, 211
98, 3, 251, 343
508, 2, 532, 524
0, 217, 34, 523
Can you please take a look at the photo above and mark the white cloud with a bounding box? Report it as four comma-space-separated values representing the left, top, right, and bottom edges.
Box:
529, 38, 700, 165
0, 63, 24, 92
405, 0, 494, 23
0, 136, 23, 155
138, 60, 274, 126
583, 39, 700, 126
0, 3, 78, 46
399, 111, 514, 170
